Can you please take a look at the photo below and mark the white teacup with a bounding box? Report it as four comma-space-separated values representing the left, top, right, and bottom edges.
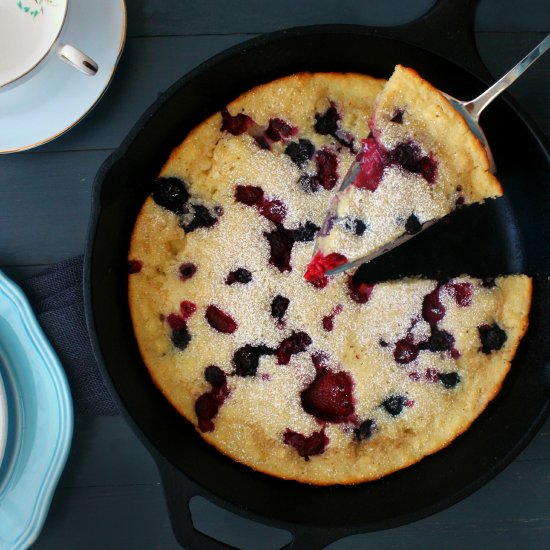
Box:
0, 0, 98, 89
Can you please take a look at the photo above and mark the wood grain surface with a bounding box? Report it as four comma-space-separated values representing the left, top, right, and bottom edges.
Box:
0, 0, 548, 548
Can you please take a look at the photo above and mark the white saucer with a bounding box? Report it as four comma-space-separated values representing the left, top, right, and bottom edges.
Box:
0, 0, 126, 153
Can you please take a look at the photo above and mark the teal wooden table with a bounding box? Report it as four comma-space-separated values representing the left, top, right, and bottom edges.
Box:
1, 1, 549, 548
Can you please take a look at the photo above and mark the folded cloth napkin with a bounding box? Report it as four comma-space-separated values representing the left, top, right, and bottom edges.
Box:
21, 256, 119, 415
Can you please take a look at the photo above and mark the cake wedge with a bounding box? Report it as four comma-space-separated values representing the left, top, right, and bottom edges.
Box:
306, 65, 502, 287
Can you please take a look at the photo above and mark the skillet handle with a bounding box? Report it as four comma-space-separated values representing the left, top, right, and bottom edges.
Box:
281, 525, 351, 550
155, 454, 352, 549
156, 454, 237, 549
376, 0, 492, 81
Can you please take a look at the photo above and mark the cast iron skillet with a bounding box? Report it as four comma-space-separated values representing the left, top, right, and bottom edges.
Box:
84, 0, 550, 548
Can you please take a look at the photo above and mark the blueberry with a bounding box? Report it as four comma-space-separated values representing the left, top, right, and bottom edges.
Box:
171, 326, 191, 350
354, 419, 376, 441
391, 142, 422, 172
271, 295, 290, 320
405, 214, 422, 235
343, 218, 366, 236
233, 344, 274, 377
285, 139, 315, 167
289, 221, 320, 242
438, 372, 461, 389
382, 395, 406, 416
425, 327, 455, 352
314, 104, 340, 135
180, 204, 218, 233
391, 141, 438, 183
478, 323, 507, 354
151, 177, 190, 214
204, 365, 227, 387
354, 220, 367, 236
226, 268, 252, 285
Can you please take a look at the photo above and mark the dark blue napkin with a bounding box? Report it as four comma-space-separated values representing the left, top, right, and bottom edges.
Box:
21, 256, 118, 415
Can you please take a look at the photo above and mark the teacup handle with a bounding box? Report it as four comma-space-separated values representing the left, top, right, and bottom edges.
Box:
56, 44, 98, 76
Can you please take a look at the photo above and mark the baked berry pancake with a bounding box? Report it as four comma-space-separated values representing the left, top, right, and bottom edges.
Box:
128, 71, 531, 484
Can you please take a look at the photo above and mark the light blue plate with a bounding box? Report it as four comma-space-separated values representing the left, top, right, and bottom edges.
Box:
0, 270, 73, 550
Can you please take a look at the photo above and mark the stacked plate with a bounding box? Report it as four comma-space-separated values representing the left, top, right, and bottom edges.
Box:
0, 271, 73, 549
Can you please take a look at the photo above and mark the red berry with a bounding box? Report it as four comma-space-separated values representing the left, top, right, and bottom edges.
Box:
265, 118, 297, 141
314, 149, 339, 190
221, 108, 255, 135
301, 369, 355, 423
448, 282, 473, 307
276, 331, 312, 365
235, 185, 264, 205
128, 259, 143, 274
354, 137, 386, 191
179, 301, 197, 320
304, 251, 348, 287
167, 313, 186, 331
347, 277, 375, 304
422, 287, 446, 324
322, 304, 343, 332
394, 336, 419, 364
205, 305, 238, 334
283, 428, 328, 460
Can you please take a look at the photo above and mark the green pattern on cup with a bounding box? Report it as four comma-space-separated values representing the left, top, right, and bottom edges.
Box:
17, 0, 56, 19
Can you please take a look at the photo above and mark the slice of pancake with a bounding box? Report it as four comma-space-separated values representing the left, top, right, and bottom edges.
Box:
307, 65, 502, 286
